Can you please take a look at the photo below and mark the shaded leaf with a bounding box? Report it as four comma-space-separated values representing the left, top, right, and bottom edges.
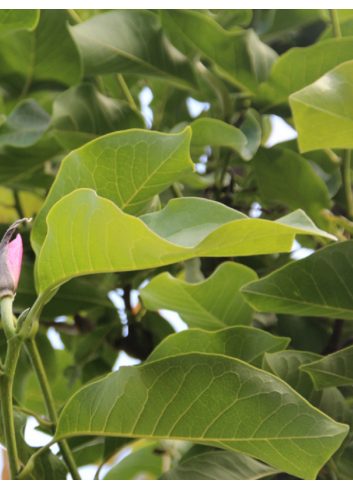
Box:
238, 108, 261, 161
253, 146, 331, 228
55, 353, 349, 480
0, 9, 82, 94
161, 10, 278, 92
147, 326, 290, 368
31, 128, 194, 255
302, 345, 353, 389
0, 9, 39, 37
141, 262, 257, 330
263, 351, 352, 426
0, 99, 50, 147
242, 241, 353, 319
51, 83, 145, 151
70, 11, 197, 90
290, 61, 353, 152
104, 441, 164, 480
190, 118, 247, 152
160, 451, 280, 480
37, 190, 335, 295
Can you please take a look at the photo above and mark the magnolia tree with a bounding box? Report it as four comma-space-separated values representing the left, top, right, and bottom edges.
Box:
0, 8, 353, 481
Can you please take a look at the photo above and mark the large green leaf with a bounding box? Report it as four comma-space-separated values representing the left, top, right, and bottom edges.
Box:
253, 146, 331, 227
301, 345, 353, 389
160, 451, 280, 480
55, 353, 349, 479
140, 262, 257, 330
51, 83, 145, 151
161, 10, 277, 93
0, 9, 82, 94
263, 351, 352, 426
70, 11, 197, 90
0, 99, 50, 147
190, 118, 247, 153
255, 38, 353, 112
147, 326, 290, 368
242, 241, 353, 319
37, 190, 336, 295
290, 61, 353, 152
31, 128, 194, 255
0, 9, 39, 37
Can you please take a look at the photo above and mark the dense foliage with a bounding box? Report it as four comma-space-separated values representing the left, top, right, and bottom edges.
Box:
1, 8, 353, 480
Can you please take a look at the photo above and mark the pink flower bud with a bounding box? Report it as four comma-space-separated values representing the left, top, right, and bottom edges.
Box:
0, 218, 31, 298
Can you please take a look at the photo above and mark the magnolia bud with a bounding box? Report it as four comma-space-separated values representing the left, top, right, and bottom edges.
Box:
0, 218, 31, 298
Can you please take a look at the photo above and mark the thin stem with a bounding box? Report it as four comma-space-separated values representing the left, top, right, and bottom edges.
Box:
1, 296, 16, 339
171, 182, 183, 198
0, 333, 23, 479
13, 191, 24, 220
17, 440, 56, 480
24, 338, 81, 480
116, 74, 137, 109
95, 76, 107, 96
16, 406, 54, 429
67, 9, 82, 24
329, 9, 341, 38
341, 150, 353, 220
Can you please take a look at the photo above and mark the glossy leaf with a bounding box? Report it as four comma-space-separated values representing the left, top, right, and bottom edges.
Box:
253, 146, 331, 227
51, 83, 145, 150
290, 61, 353, 152
161, 10, 278, 92
302, 345, 353, 389
70, 11, 197, 89
147, 326, 290, 368
141, 262, 257, 330
37, 190, 336, 295
160, 451, 280, 480
31, 128, 194, 255
255, 38, 353, 112
263, 351, 352, 426
0, 99, 50, 147
55, 353, 349, 480
0, 9, 82, 93
0, 9, 39, 37
190, 118, 247, 153
242, 241, 353, 319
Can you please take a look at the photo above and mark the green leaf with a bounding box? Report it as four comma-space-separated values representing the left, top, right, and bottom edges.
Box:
263, 351, 352, 426
242, 241, 353, 319
0, 408, 67, 479
141, 262, 257, 330
146, 326, 290, 368
290, 61, 353, 152
51, 83, 145, 151
37, 190, 336, 295
0, 99, 50, 147
0, 9, 39, 37
255, 38, 353, 112
160, 451, 280, 480
0, 9, 82, 94
302, 345, 353, 389
161, 10, 277, 93
238, 108, 262, 161
70, 11, 197, 90
55, 353, 349, 480
104, 441, 164, 480
31, 128, 194, 256
190, 118, 247, 152
253, 146, 331, 227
